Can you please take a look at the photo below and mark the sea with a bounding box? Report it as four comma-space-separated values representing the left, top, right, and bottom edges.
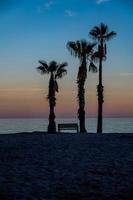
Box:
0, 118, 132, 134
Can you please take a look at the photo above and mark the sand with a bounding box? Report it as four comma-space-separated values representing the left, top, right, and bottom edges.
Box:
0, 132, 133, 200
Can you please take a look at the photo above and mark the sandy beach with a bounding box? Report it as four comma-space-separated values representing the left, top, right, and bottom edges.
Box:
0, 132, 133, 200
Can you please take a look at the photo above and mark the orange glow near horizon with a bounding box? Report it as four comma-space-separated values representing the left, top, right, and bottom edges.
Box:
0, 77, 133, 118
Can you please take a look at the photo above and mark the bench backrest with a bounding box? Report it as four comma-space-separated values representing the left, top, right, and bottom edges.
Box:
58, 123, 79, 132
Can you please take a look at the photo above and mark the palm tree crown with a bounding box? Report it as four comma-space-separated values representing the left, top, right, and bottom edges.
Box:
67, 40, 97, 78
37, 60, 67, 79
67, 40, 96, 62
89, 23, 116, 60
37, 60, 67, 93
89, 23, 116, 42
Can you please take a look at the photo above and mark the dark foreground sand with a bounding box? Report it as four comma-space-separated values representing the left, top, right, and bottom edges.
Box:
0, 132, 133, 200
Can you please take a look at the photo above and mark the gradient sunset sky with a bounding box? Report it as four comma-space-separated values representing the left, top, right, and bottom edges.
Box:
0, 0, 133, 118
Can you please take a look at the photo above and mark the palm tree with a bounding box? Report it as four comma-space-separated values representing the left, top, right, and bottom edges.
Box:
89, 23, 116, 133
37, 60, 67, 133
67, 40, 97, 133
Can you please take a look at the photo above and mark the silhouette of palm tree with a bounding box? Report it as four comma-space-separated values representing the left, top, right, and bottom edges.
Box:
37, 60, 67, 133
67, 40, 97, 133
89, 23, 116, 133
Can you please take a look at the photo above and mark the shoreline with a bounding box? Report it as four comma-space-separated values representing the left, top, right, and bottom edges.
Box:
0, 131, 133, 135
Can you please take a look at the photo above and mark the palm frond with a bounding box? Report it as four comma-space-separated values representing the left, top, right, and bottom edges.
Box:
36, 66, 48, 74
55, 62, 68, 79
95, 26, 101, 34
55, 69, 67, 79
86, 42, 96, 54
91, 51, 106, 61
56, 62, 68, 73
89, 31, 98, 39
89, 62, 97, 73
89, 26, 100, 39
91, 51, 100, 62
100, 23, 108, 35
106, 31, 117, 41
67, 41, 79, 58
38, 60, 49, 72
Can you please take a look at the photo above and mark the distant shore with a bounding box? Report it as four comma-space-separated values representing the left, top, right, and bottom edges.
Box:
0, 133, 133, 199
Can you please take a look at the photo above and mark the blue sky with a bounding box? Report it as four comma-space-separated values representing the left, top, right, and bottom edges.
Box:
0, 0, 133, 117
0, 0, 133, 73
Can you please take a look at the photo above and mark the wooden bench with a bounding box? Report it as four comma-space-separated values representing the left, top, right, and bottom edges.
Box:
58, 123, 79, 133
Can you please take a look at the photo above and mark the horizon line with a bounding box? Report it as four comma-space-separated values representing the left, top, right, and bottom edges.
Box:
0, 116, 133, 119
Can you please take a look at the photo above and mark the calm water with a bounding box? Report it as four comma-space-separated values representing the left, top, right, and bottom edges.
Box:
0, 118, 133, 134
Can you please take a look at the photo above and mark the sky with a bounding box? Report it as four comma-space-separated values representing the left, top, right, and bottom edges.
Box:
0, 0, 133, 118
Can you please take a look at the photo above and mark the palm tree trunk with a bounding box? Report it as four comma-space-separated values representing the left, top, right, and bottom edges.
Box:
77, 79, 87, 133
77, 58, 87, 133
97, 41, 104, 133
48, 74, 56, 133
48, 102, 56, 133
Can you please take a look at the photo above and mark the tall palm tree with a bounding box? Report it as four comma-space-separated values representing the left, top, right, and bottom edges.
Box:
37, 60, 67, 133
67, 40, 97, 133
89, 23, 116, 133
